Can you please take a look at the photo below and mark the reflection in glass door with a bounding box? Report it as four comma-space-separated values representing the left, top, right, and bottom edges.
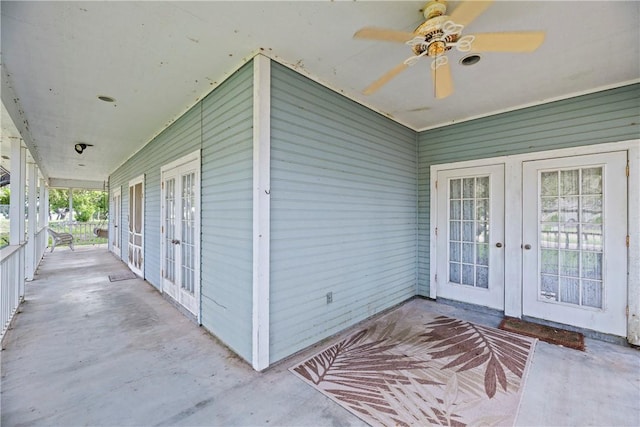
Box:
523, 152, 627, 336
448, 176, 491, 289
436, 164, 505, 310
163, 177, 177, 299
180, 172, 196, 302
538, 168, 604, 308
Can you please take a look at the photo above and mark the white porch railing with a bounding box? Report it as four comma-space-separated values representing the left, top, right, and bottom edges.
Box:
35, 226, 47, 269
48, 221, 108, 245
1, 243, 25, 341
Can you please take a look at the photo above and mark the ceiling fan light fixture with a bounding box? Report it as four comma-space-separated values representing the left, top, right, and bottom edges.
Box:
354, 0, 544, 97
460, 54, 481, 66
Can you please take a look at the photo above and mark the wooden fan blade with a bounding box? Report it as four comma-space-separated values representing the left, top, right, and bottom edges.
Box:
363, 62, 410, 95
471, 32, 546, 52
448, 0, 494, 27
354, 27, 415, 44
431, 61, 453, 99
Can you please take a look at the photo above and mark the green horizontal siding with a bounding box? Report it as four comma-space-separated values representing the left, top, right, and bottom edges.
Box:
269, 62, 417, 363
200, 62, 254, 363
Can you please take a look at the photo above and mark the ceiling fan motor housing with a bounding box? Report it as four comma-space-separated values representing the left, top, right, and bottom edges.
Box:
412, 15, 459, 57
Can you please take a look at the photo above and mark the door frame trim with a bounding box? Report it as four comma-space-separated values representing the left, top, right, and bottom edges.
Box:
430, 139, 639, 343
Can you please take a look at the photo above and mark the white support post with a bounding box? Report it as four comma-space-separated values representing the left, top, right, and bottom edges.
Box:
26, 162, 37, 281
627, 143, 640, 346
9, 140, 26, 245
252, 54, 271, 371
68, 187, 74, 233
504, 158, 523, 318
38, 178, 46, 228
44, 185, 49, 227
9, 139, 26, 299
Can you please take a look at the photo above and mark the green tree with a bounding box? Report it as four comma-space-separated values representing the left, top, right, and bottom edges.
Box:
49, 189, 69, 212
72, 190, 107, 222
0, 187, 9, 204
49, 189, 108, 222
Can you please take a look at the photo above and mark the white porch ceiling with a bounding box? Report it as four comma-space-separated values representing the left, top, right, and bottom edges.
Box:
1, 1, 638, 186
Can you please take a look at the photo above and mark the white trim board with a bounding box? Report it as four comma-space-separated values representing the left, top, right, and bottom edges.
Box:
160, 149, 201, 174
429, 139, 640, 343
252, 54, 271, 371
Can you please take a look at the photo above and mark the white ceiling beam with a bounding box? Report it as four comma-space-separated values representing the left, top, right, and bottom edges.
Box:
49, 178, 106, 190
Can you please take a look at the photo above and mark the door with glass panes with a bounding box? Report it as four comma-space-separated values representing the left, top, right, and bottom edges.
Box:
128, 176, 144, 277
161, 156, 200, 317
522, 152, 627, 336
436, 164, 505, 310
111, 187, 121, 256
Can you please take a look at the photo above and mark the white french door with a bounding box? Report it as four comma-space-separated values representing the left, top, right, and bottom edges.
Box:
436, 164, 505, 310
522, 152, 628, 336
161, 152, 200, 318
111, 187, 121, 256
432, 145, 632, 338
128, 176, 144, 277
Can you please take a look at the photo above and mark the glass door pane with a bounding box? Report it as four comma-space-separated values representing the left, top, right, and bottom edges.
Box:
181, 172, 196, 295
448, 176, 490, 289
538, 167, 603, 308
164, 178, 176, 282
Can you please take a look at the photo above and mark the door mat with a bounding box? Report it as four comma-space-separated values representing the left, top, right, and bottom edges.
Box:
499, 317, 584, 351
291, 311, 537, 427
108, 271, 138, 282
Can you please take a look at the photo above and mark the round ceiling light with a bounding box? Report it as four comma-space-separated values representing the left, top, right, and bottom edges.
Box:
97, 95, 116, 102
460, 54, 481, 66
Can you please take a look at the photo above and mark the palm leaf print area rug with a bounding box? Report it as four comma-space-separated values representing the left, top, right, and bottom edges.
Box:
290, 306, 537, 427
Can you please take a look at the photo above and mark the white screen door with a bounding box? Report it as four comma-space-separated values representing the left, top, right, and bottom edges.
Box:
522, 152, 627, 336
161, 154, 200, 318
436, 164, 505, 310
128, 176, 144, 277
111, 187, 121, 256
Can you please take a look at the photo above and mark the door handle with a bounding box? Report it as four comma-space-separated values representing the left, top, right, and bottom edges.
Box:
522, 244, 532, 250
495, 242, 503, 248
171, 239, 181, 245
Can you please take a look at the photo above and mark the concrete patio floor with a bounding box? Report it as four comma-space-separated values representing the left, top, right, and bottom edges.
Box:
1, 246, 638, 426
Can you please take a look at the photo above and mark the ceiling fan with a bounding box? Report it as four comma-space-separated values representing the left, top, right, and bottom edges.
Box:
354, 0, 545, 99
